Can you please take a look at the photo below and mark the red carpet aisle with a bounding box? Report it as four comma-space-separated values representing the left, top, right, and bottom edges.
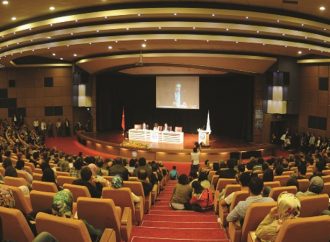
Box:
130, 180, 229, 242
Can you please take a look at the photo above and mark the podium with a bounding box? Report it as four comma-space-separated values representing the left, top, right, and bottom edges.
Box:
198, 129, 210, 146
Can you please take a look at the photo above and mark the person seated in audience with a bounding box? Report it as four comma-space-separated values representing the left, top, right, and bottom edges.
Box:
286, 177, 299, 190
138, 169, 153, 196
274, 165, 284, 176
170, 174, 192, 210
133, 157, 152, 178
220, 172, 251, 208
217, 159, 237, 178
42, 168, 62, 191
255, 192, 301, 242
253, 158, 264, 172
108, 158, 129, 180
311, 160, 326, 178
262, 168, 274, 182
296, 176, 324, 198
57, 155, 70, 172
0, 185, 15, 208
190, 181, 213, 212
198, 171, 211, 189
52, 189, 103, 241
2, 157, 12, 170
212, 162, 220, 172
126, 159, 137, 174
69, 158, 84, 178
72, 166, 104, 198
111, 175, 141, 203
169, 166, 179, 180
15, 159, 33, 184
295, 164, 307, 179
226, 176, 274, 225
95, 158, 108, 176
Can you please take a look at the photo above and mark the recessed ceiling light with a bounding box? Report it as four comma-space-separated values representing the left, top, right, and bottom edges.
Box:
173, 13, 177, 16
193, 26, 196, 30
323, 28, 327, 31
226, 28, 229, 31
96, 30, 99, 33
60, 58, 63, 60
108, 45, 113, 49
282, 33, 285, 36
104, 16, 108, 19
70, 33, 74, 35
11, 16, 16, 21
126, 27, 129, 30
141, 43, 147, 48
235, 41, 239, 44
319, 6, 326, 11
52, 53, 56, 56
212, 13, 215, 17
158, 26, 162, 29
75, 19, 78, 22
174, 39, 177, 42
2, 1, 9, 5
245, 16, 249, 19
284, 45, 287, 48
277, 19, 280, 23
46, 36, 51, 39
73, 53, 77, 57
257, 30, 260, 33
137, 13, 141, 16
89, 42, 92, 45
305, 36, 308, 39
49, 6, 55, 11
298, 50, 302, 54
301, 23, 304, 27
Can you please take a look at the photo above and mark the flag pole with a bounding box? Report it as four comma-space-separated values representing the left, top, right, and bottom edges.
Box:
121, 107, 125, 136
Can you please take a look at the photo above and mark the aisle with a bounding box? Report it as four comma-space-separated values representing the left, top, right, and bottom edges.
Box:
130, 180, 229, 242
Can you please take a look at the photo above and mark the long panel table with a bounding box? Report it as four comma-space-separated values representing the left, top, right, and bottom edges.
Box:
128, 129, 184, 144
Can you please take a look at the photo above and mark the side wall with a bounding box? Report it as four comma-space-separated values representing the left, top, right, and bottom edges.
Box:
0, 67, 73, 127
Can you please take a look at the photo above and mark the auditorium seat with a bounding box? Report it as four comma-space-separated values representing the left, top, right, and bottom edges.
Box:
36, 212, 116, 242
34, 168, 43, 174
322, 182, 330, 196
102, 187, 144, 225
217, 184, 241, 219
16, 170, 31, 183
273, 175, 290, 186
248, 215, 330, 242
297, 179, 309, 192
123, 180, 151, 214
229, 202, 276, 242
4, 185, 32, 215
264, 181, 281, 188
32, 181, 58, 193
33, 173, 42, 181
0, 207, 34, 242
151, 183, 158, 204
322, 175, 330, 183
210, 174, 219, 191
63, 183, 91, 202
208, 170, 216, 182
282, 170, 294, 176
218, 190, 249, 227
4, 176, 28, 187
269, 186, 297, 201
57, 176, 76, 187
77, 197, 132, 242
30, 190, 56, 214
323, 170, 330, 175
24, 162, 35, 172
56, 171, 70, 176
299, 194, 329, 217
214, 178, 237, 213
306, 172, 313, 179
0, 167, 4, 176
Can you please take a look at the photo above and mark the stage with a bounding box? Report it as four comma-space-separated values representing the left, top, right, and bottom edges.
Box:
77, 131, 275, 162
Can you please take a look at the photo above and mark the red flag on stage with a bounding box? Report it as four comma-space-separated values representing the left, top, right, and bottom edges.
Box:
121, 107, 125, 131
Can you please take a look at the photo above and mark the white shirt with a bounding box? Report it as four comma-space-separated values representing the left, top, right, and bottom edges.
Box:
191, 151, 200, 165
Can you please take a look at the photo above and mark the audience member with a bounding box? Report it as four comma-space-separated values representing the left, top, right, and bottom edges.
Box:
108, 158, 129, 180
190, 181, 213, 212
138, 169, 153, 196
169, 166, 179, 180
111, 175, 140, 202
170, 174, 192, 210
262, 168, 274, 182
217, 159, 237, 178
296, 176, 324, 198
72, 167, 103, 198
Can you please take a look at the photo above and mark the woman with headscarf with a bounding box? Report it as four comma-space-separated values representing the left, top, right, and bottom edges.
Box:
0, 186, 15, 208
255, 192, 301, 242
111, 175, 140, 203
52, 189, 102, 242
88, 163, 110, 187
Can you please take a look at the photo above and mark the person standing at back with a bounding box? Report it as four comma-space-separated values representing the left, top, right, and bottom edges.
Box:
190, 147, 200, 173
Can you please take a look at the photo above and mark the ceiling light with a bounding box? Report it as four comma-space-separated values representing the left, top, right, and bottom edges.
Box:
46, 36, 51, 39
284, 45, 287, 48
52, 53, 56, 56
138, 13, 141, 16
173, 13, 177, 16
319, 6, 326, 11
298, 50, 302, 54
70, 33, 74, 35
158, 26, 162, 29
126, 27, 129, 30
60, 58, 63, 60
89, 42, 92, 45
11, 16, 16, 21
193, 26, 196, 30
245, 16, 249, 19
174, 39, 177, 42
2, 1, 9, 5
73, 53, 77, 57
141, 43, 147, 48
305, 36, 308, 39
226, 28, 229, 31
212, 13, 215, 17
96, 30, 99, 33
256, 30, 260, 33
323, 28, 327, 31
49, 6, 55, 11
277, 19, 280, 23
104, 16, 108, 19
75, 19, 78, 22
108, 45, 113, 49
282, 33, 285, 36
235, 41, 239, 44
301, 23, 304, 27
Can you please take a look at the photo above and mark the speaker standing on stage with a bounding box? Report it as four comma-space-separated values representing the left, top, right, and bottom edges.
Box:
190, 147, 200, 172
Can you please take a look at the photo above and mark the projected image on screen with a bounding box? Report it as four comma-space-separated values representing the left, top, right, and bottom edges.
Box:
156, 76, 199, 109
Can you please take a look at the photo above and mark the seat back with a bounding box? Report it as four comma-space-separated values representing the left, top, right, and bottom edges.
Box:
102, 187, 135, 213
36, 212, 92, 242
0, 207, 34, 242
0, 167, 4, 176
210, 175, 219, 189
224, 184, 241, 197
77, 197, 121, 242
57, 176, 76, 186
264, 181, 281, 188
275, 215, 330, 242
24, 162, 35, 172
322, 182, 330, 196
32, 180, 58, 193
63, 183, 91, 202
299, 194, 329, 217
6, 185, 32, 215
17, 170, 31, 183
30, 190, 56, 214
323, 169, 330, 175
229, 191, 250, 211
33, 173, 43, 181
322, 175, 330, 183
56, 171, 70, 176
282, 171, 294, 176
297, 179, 309, 192
34, 168, 43, 174
123, 181, 145, 199
269, 186, 297, 201
4, 176, 28, 187
216, 178, 237, 192
274, 175, 290, 186
208, 170, 216, 181
241, 202, 277, 242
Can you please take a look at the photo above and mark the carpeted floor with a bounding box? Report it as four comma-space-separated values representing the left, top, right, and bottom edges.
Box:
130, 180, 229, 242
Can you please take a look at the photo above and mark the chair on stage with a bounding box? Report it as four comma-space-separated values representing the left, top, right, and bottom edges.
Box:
175, 126, 182, 132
